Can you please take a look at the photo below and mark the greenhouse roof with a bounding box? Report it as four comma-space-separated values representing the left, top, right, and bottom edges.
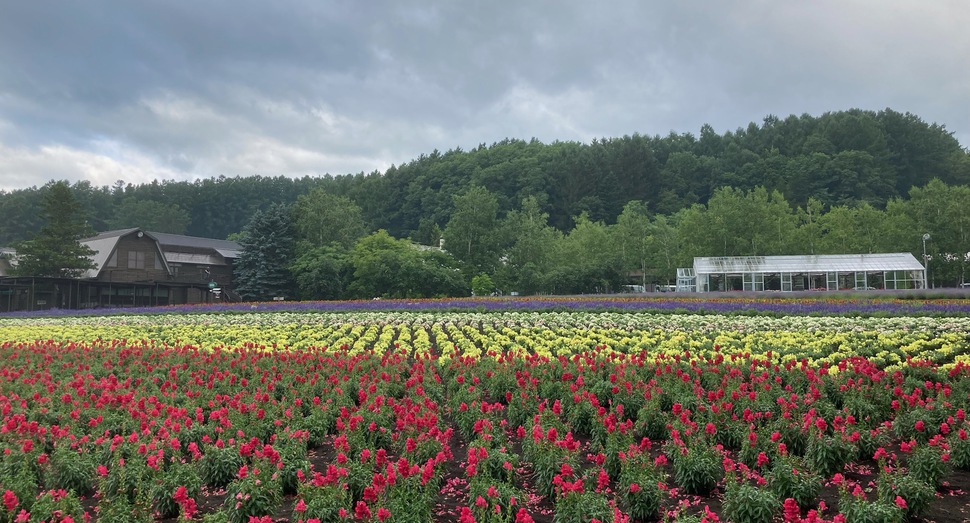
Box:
693, 253, 925, 274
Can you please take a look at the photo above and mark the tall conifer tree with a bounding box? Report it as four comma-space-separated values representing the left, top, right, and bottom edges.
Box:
234, 203, 296, 301
13, 181, 96, 278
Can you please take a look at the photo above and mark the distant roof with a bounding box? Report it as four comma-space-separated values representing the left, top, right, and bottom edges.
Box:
148, 231, 241, 257
693, 253, 925, 274
165, 252, 224, 265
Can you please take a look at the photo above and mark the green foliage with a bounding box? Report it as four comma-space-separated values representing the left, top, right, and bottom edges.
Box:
471, 273, 495, 296
222, 464, 282, 523
766, 456, 822, 509
443, 186, 501, 275
618, 451, 665, 521
948, 432, 970, 470
671, 444, 722, 495
12, 181, 96, 278
0, 464, 38, 515
906, 444, 950, 488
806, 434, 854, 477
877, 471, 935, 520
44, 445, 96, 496
29, 489, 86, 523
234, 202, 297, 301
290, 244, 355, 300
721, 480, 781, 523
150, 461, 202, 519
553, 489, 613, 523
200, 444, 244, 488
839, 492, 904, 523
350, 230, 467, 298
108, 197, 191, 234
294, 482, 349, 523
293, 188, 367, 249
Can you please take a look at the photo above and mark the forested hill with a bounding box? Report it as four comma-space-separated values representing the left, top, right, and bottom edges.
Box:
1, 107, 968, 245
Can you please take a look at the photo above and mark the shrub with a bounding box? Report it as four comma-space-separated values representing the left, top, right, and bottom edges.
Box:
45, 445, 96, 496
767, 456, 822, 509
149, 461, 202, 519
722, 481, 781, 523
906, 443, 950, 488
839, 494, 904, 523
222, 463, 282, 523
200, 444, 244, 488
877, 471, 935, 520
28, 489, 86, 523
806, 434, 854, 477
295, 482, 350, 523
672, 444, 722, 496
618, 450, 665, 521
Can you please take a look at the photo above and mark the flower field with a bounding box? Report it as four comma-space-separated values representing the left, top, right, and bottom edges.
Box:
1, 309, 970, 523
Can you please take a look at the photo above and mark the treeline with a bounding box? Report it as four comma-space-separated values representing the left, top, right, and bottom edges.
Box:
235, 179, 970, 302
2, 108, 967, 247
2, 108, 970, 295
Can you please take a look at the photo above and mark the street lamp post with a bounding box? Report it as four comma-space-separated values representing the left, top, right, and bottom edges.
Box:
922, 233, 930, 289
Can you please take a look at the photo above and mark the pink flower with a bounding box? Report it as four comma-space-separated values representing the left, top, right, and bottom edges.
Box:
173, 486, 189, 504
3, 490, 18, 512
756, 452, 769, 468
894, 495, 907, 509
629, 483, 641, 493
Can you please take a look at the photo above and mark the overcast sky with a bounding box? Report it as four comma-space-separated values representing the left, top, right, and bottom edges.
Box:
1, 1, 968, 192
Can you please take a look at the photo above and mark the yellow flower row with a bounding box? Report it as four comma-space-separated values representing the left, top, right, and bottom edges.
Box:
1, 311, 968, 370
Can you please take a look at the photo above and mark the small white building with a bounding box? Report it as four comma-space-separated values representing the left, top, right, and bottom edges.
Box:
677, 253, 927, 292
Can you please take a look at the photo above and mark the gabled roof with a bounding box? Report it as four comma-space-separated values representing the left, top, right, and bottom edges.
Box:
78, 229, 168, 278
148, 232, 241, 259
693, 253, 925, 274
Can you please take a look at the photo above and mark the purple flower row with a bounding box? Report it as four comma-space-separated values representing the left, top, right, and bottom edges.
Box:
4, 293, 970, 318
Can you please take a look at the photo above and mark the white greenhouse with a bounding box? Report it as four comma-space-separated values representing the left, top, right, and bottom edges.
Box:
676, 253, 927, 292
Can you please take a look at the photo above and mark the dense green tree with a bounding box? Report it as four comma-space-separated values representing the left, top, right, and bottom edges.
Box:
234, 204, 297, 301
494, 196, 562, 294
293, 189, 367, 249
547, 213, 623, 294
897, 180, 970, 286
12, 181, 96, 278
816, 203, 893, 255
678, 187, 797, 258
648, 214, 682, 284
289, 244, 354, 300
442, 186, 501, 276
108, 198, 191, 234
614, 201, 652, 289
793, 198, 826, 255
349, 231, 466, 298
0, 188, 47, 246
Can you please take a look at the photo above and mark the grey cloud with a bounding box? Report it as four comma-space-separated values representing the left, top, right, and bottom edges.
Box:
0, 1, 968, 191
